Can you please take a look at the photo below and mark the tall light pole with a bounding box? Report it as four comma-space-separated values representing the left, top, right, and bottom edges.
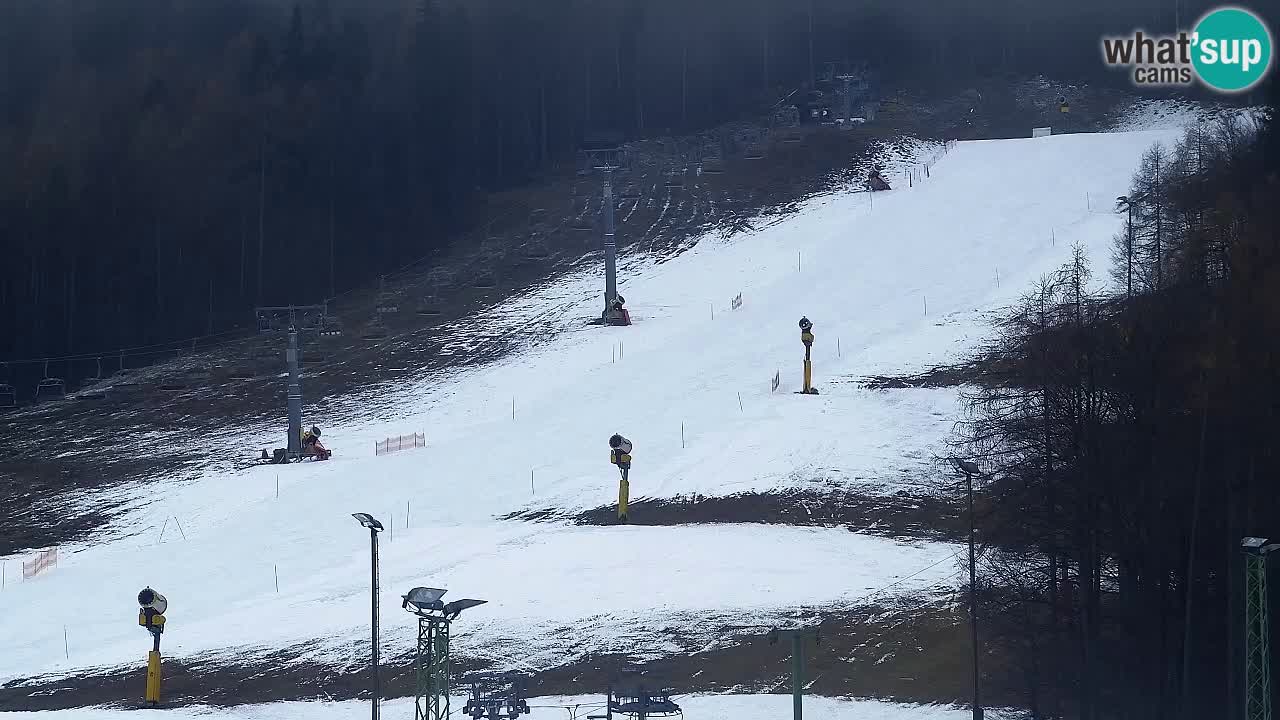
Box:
1243, 537, 1278, 720
402, 587, 488, 720
951, 458, 983, 720
353, 513, 385, 720
1117, 196, 1134, 299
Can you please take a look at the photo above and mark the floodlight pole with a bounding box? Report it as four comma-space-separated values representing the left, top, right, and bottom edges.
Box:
965, 466, 982, 720
415, 615, 452, 720
370, 526, 382, 720
353, 515, 385, 720
1243, 538, 1276, 720
1117, 196, 1134, 299
792, 632, 804, 720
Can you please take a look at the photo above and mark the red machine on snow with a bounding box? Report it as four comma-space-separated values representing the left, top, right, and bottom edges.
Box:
255, 425, 331, 465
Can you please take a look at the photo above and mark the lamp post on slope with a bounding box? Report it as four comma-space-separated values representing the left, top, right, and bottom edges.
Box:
1117, 196, 1134, 299
950, 457, 984, 720
353, 512, 385, 720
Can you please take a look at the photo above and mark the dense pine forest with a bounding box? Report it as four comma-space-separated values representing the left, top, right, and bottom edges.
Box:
0, 0, 1246, 378
954, 78, 1279, 718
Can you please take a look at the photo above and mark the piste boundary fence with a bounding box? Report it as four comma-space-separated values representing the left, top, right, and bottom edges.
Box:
23, 547, 57, 580
376, 432, 426, 456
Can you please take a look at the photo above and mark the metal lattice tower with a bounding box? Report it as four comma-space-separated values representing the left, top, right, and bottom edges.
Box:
402, 587, 487, 720
415, 616, 451, 720
1244, 538, 1277, 720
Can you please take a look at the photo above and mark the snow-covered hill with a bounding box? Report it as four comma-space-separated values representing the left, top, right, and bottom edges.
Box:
2, 693, 1008, 720
1, 119, 1193, 716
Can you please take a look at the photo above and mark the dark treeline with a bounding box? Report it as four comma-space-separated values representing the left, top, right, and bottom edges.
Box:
954, 78, 1279, 717
0, 0, 1240, 378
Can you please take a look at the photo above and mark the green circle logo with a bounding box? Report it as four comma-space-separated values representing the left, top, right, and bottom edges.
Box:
1191, 7, 1273, 92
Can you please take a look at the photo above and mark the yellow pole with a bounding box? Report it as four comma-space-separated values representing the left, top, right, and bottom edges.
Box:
145, 650, 162, 704
803, 344, 813, 394
618, 474, 630, 522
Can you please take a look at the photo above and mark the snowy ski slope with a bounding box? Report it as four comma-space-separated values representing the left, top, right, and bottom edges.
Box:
1, 124, 1190, 693
2, 693, 1006, 720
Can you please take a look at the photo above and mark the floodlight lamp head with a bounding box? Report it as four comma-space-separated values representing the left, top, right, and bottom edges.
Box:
950, 457, 980, 475
1242, 536, 1277, 555
352, 513, 384, 532
443, 598, 488, 620
402, 587, 448, 614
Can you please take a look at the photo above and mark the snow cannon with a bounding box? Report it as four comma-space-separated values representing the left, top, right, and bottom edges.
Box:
609, 434, 633, 523
798, 318, 819, 395
137, 587, 167, 704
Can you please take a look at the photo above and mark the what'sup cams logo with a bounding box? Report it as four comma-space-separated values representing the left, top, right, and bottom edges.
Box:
1102, 6, 1273, 92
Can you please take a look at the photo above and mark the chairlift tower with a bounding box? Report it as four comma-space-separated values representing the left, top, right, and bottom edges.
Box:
583, 133, 628, 326
254, 304, 331, 460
